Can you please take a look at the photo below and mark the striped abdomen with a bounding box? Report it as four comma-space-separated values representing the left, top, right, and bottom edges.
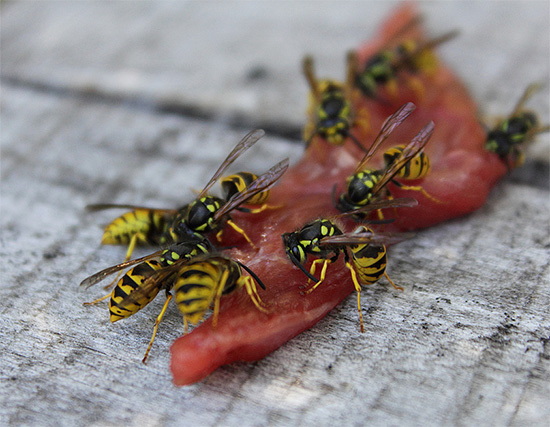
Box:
173, 257, 239, 325
221, 172, 270, 205
101, 209, 172, 246
109, 260, 163, 322
350, 242, 387, 286
384, 145, 431, 180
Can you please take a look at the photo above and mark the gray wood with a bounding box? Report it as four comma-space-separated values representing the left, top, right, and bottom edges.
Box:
1, 1, 549, 426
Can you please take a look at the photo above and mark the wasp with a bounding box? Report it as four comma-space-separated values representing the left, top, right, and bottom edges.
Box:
171, 255, 268, 332
81, 234, 213, 362
220, 171, 282, 214
485, 83, 549, 168
381, 144, 441, 203
355, 17, 458, 100
335, 102, 436, 214
166, 155, 289, 247
302, 53, 370, 151
282, 198, 417, 332
88, 129, 288, 260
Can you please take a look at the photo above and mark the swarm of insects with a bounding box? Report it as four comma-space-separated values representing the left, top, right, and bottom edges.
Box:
82, 129, 289, 362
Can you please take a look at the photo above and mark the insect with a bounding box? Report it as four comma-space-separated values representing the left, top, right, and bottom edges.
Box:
302, 53, 370, 151
88, 129, 288, 259
220, 171, 281, 214
171, 255, 268, 333
485, 83, 550, 168
282, 198, 417, 332
81, 235, 213, 362
355, 16, 458, 99
382, 144, 441, 203
166, 156, 289, 247
335, 102, 436, 214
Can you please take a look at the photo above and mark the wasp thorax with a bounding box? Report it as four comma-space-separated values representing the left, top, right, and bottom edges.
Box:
186, 196, 222, 232
346, 170, 380, 205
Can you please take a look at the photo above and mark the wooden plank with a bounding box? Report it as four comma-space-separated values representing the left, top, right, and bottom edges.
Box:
1, 1, 549, 426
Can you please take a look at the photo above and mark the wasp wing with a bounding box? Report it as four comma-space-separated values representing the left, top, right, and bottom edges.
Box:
79, 249, 164, 289
370, 121, 434, 197
511, 83, 544, 117
354, 102, 416, 173
319, 230, 415, 246
214, 158, 289, 221
338, 197, 418, 218
197, 129, 266, 199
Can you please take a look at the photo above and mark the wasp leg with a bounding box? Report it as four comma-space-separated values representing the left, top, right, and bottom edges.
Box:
83, 292, 111, 306
218, 219, 256, 249
142, 292, 173, 364
183, 317, 189, 335
302, 258, 330, 295
212, 270, 230, 329
238, 203, 285, 214
384, 271, 403, 291
242, 276, 269, 313
345, 261, 365, 333
392, 180, 444, 204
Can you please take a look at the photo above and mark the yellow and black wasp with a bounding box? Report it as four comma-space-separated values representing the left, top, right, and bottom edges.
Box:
220, 170, 281, 214
302, 53, 370, 151
485, 83, 550, 168
335, 102, 436, 214
88, 129, 288, 260
81, 234, 213, 362
381, 143, 441, 203
171, 254, 268, 332
282, 198, 417, 332
355, 16, 458, 99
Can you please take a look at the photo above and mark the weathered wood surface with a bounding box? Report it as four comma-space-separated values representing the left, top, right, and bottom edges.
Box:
1, 1, 549, 426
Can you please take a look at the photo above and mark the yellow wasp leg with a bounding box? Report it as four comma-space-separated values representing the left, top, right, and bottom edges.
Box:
83, 292, 111, 306
212, 270, 230, 329
242, 276, 269, 313
345, 261, 365, 333
245, 203, 285, 214
103, 233, 141, 290
384, 271, 403, 291
142, 293, 173, 364
183, 317, 189, 335
224, 219, 256, 249
396, 183, 444, 204
302, 259, 330, 295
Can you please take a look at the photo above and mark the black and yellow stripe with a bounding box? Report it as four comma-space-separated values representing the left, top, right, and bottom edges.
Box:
221, 172, 270, 205
384, 145, 431, 180
109, 260, 163, 322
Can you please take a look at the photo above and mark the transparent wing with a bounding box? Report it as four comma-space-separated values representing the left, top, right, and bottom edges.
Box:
79, 249, 163, 289
354, 102, 416, 173
320, 230, 415, 246
198, 129, 266, 199
214, 158, 289, 221
337, 197, 418, 218
370, 121, 434, 196
511, 83, 544, 117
